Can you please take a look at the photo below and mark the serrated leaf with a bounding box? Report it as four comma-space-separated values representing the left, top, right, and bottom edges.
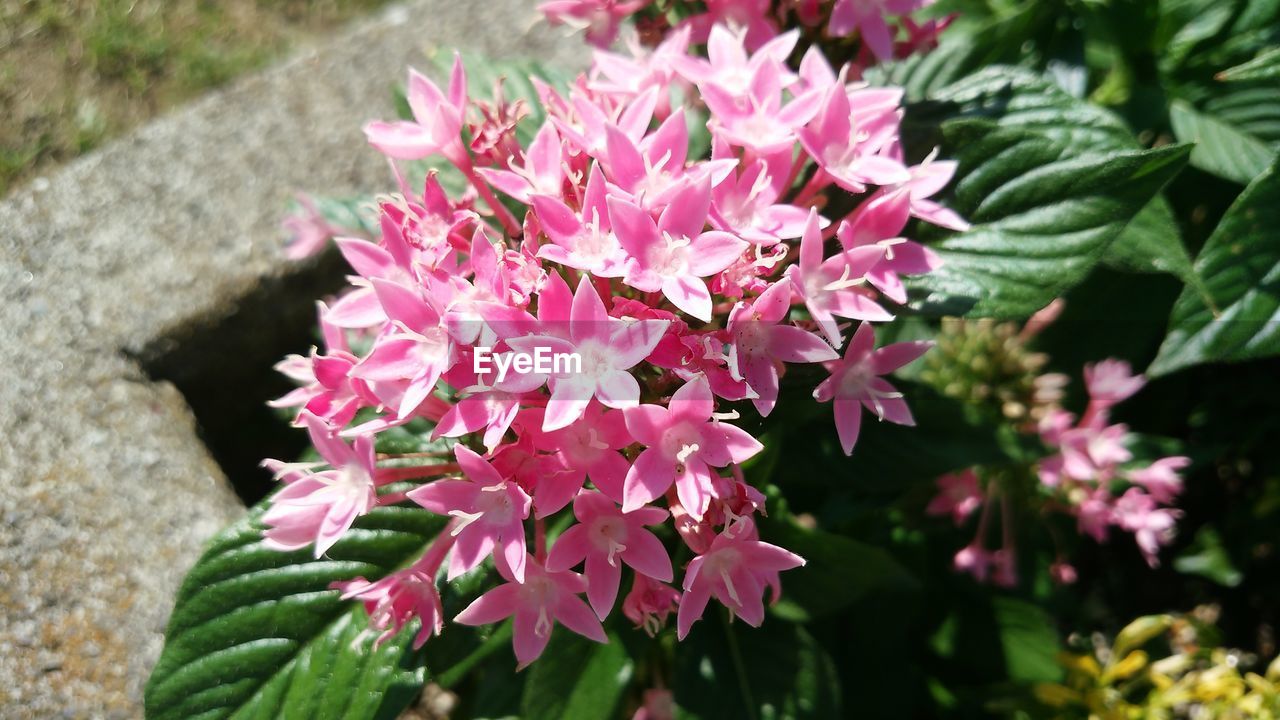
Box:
908, 122, 1191, 318
145, 504, 445, 720
1170, 99, 1274, 184
923, 67, 1200, 285
520, 631, 634, 720
1217, 46, 1280, 81
1150, 158, 1280, 375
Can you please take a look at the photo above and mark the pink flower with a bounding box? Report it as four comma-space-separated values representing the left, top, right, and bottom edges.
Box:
262, 413, 378, 557
623, 375, 763, 518
408, 445, 533, 582
364, 57, 467, 161
709, 149, 811, 245
829, 0, 928, 60
897, 149, 970, 231
334, 562, 444, 649
926, 470, 983, 526
524, 402, 634, 512
799, 81, 910, 193
506, 277, 668, 431
727, 280, 839, 416
632, 688, 676, 720
455, 555, 607, 669
1127, 456, 1190, 504
837, 188, 942, 304
677, 521, 805, 639
476, 121, 566, 203
608, 178, 749, 322
1113, 488, 1181, 567
547, 491, 673, 619
622, 574, 681, 635
786, 209, 891, 347
352, 278, 456, 419
1084, 359, 1146, 409
532, 164, 627, 277
539, 0, 648, 47
813, 322, 931, 455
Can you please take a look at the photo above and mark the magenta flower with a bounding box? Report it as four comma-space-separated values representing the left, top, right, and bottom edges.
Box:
455, 555, 607, 669
506, 277, 668, 431
786, 209, 891, 346
539, 0, 647, 47
524, 401, 634, 512
546, 491, 673, 619
829, 0, 927, 60
262, 413, 378, 557
727, 280, 839, 416
609, 178, 748, 321
622, 375, 763, 518
676, 521, 805, 639
408, 445, 533, 582
813, 321, 931, 455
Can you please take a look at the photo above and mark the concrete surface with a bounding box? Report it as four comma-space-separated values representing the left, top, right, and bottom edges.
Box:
0, 2, 580, 716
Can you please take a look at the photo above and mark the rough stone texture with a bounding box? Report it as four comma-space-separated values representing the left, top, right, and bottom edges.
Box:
0, 3, 580, 717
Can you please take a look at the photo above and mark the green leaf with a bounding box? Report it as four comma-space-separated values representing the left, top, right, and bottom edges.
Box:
1102, 197, 1201, 288
1170, 99, 1275, 184
760, 519, 918, 623
674, 618, 842, 720
1174, 527, 1245, 587
520, 631, 634, 720
145, 504, 445, 720
1149, 158, 1280, 375
909, 122, 1191, 318
992, 597, 1063, 684
1217, 46, 1280, 82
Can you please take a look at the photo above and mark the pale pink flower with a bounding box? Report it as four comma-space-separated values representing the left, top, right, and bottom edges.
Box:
676, 520, 805, 639
1113, 488, 1181, 567
1084, 359, 1146, 409
897, 149, 971, 231
1127, 456, 1190, 504
532, 164, 627, 277
709, 147, 811, 245
455, 555, 607, 669
727, 280, 839, 416
623, 375, 763, 518
262, 413, 378, 557
408, 445, 533, 582
364, 57, 467, 161
813, 322, 931, 455
546, 491, 673, 619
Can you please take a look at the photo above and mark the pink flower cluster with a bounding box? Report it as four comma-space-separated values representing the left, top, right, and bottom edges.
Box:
266, 22, 961, 666
540, 0, 951, 69
927, 360, 1189, 587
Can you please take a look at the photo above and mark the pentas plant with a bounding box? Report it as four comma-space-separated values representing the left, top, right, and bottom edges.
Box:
263, 18, 962, 667
926, 357, 1189, 588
